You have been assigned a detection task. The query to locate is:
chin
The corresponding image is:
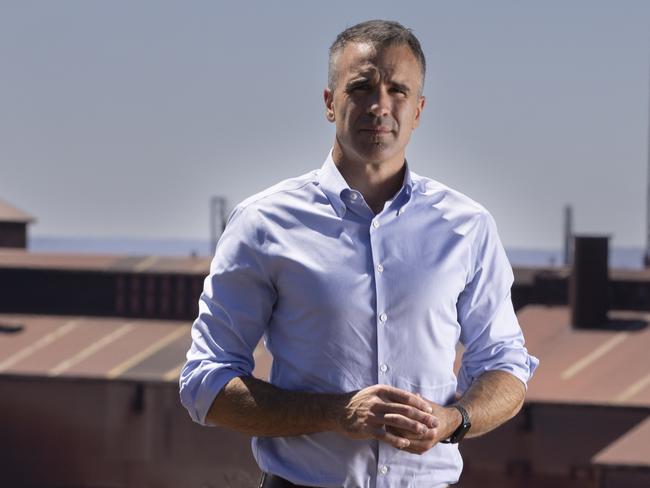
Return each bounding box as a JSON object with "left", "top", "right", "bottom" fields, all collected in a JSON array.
[{"left": 356, "top": 143, "right": 397, "bottom": 162}]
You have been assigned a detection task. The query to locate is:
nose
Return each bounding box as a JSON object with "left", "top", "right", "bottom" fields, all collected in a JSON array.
[{"left": 367, "top": 86, "right": 390, "bottom": 118}]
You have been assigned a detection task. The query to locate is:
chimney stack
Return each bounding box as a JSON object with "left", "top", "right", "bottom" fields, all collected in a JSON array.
[{"left": 570, "top": 236, "right": 609, "bottom": 329}]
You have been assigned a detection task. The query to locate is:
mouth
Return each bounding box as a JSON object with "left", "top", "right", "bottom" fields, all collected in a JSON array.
[{"left": 359, "top": 127, "right": 393, "bottom": 134}]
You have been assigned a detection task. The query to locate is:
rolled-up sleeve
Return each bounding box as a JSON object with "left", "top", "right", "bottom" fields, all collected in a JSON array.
[
  {"left": 456, "top": 210, "right": 538, "bottom": 394},
  {"left": 179, "top": 205, "right": 276, "bottom": 425}
]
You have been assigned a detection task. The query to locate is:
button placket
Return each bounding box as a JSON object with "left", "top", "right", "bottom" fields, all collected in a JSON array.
[
  {"left": 370, "top": 217, "right": 394, "bottom": 488},
  {"left": 370, "top": 217, "right": 388, "bottom": 388}
]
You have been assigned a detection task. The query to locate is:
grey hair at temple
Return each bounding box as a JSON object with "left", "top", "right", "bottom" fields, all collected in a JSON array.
[{"left": 327, "top": 19, "right": 427, "bottom": 94}]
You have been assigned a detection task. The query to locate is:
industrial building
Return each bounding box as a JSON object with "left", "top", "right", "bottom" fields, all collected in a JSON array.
[
  {"left": 0, "top": 199, "right": 649, "bottom": 487},
  {"left": 0, "top": 198, "right": 34, "bottom": 249}
]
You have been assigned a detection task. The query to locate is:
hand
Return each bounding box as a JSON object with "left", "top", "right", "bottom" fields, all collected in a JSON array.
[
  {"left": 386, "top": 399, "right": 462, "bottom": 455},
  {"left": 335, "top": 385, "right": 438, "bottom": 450}
]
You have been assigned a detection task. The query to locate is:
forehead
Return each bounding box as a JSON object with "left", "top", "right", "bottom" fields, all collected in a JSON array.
[{"left": 335, "top": 42, "right": 421, "bottom": 82}]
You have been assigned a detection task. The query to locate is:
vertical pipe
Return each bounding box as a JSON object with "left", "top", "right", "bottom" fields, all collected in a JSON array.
[
  {"left": 563, "top": 205, "right": 573, "bottom": 266},
  {"left": 646, "top": 60, "right": 650, "bottom": 267},
  {"left": 210, "top": 196, "right": 217, "bottom": 256},
  {"left": 210, "top": 196, "right": 228, "bottom": 256}
]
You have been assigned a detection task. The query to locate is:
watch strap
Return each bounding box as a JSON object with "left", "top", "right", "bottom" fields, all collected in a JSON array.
[{"left": 440, "top": 404, "right": 471, "bottom": 444}]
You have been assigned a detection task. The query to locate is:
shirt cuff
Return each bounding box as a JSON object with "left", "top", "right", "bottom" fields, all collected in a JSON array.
[
  {"left": 457, "top": 349, "right": 539, "bottom": 395},
  {"left": 179, "top": 365, "right": 247, "bottom": 426}
]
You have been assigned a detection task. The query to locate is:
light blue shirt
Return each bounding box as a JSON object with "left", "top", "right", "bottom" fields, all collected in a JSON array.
[{"left": 180, "top": 151, "right": 538, "bottom": 488}]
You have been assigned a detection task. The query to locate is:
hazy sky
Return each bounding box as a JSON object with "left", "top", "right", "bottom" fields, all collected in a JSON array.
[{"left": 1, "top": 1, "right": 649, "bottom": 249}]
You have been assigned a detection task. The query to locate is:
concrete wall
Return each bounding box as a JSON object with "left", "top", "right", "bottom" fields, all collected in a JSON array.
[
  {"left": 598, "top": 467, "right": 650, "bottom": 488},
  {"left": 2, "top": 375, "right": 648, "bottom": 488},
  {"left": 459, "top": 403, "right": 650, "bottom": 488},
  {"left": 0, "top": 375, "right": 260, "bottom": 488}
]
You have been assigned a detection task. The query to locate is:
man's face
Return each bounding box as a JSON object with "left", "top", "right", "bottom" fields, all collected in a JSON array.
[{"left": 324, "top": 42, "right": 425, "bottom": 168}]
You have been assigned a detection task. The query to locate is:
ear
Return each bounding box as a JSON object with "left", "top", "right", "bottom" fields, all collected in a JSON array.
[
  {"left": 412, "top": 95, "right": 426, "bottom": 129},
  {"left": 324, "top": 88, "right": 335, "bottom": 122}
]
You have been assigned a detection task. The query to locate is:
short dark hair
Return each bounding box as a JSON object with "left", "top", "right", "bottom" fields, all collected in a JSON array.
[{"left": 328, "top": 19, "right": 426, "bottom": 93}]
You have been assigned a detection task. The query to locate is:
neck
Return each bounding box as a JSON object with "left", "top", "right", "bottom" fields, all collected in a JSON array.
[{"left": 332, "top": 144, "right": 406, "bottom": 214}]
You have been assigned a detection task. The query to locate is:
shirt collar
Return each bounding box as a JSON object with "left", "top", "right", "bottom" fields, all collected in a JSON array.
[
  {"left": 317, "top": 149, "right": 415, "bottom": 218},
  {"left": 318, "top": 150, "right": 350, "bottom": 217},
  {"left": 402, "top": 163, "right": 414, "bottom": 198}
]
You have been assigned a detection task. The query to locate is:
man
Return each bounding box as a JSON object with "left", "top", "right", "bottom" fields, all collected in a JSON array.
[{"left": 180, "top": 19, "right": 538, "bottom": 488}]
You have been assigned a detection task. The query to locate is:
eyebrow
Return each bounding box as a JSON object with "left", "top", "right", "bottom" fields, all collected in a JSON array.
[
  {"left": 344, "top": 78, "right": 370, "bottom": 91},
  {"left": 344, "top": 78, "right": 413, "bottom": 94},
  {"left": 391, "top": 82, "right": 411, "bottom": 94}
]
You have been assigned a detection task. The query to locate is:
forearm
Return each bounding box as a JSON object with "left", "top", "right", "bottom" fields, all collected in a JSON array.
[
  {"left": 206, "top": 375, "right": 345, "bottom": 436},
  {"left": 456, "top": 370, "right": 526, "bottom": 438},
  {"left": 206, "top": 375, "right": 437, "bottom": 451}
]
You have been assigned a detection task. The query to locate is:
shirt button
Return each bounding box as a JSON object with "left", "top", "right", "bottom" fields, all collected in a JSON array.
[
  {"left": 379, "top": 363, "right": 388, "bottom": 373},
  {"left": 350, "top": 193, "right": 358, "bottom": 200},
  {"left": 379, "top": 313, "right": 387, "bottom": 323},
  {"left": 379, "top": 465, "right": 389, "bottom": 475},
  {"left": 372, "top": 220, "right": 380, "bottom": 228},
  {"left": 377, "top": 263, "right": 384, "bottom": 273}
]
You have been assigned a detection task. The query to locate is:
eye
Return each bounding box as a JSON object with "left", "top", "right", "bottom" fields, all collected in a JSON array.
[{"left": 346, "top": 82, "right": 370, "bottom": 93}]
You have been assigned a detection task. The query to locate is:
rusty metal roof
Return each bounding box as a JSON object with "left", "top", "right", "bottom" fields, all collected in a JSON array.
[
  {"left": 0, "top": 313, "right": 269, "bottom": 383},
  {"left": 512, "top": 266, "right": 562, "bottom": 286},
  {"left": 0, "top": 199, "right": 35, "bottom": 223},
  {"left": 0, "top": 305, "right": 650, "bottom": 407},
  {"left": 609, "top": 268, "right": 650, "bottom": 282},
  {"left": 1, "top": 247, "right": 646, "bottom": 284},
  {"left": 0, "top": 314, "right": 191, "bottom": 382},
  {"left": 511, "top": 265, "right": 650, "bottom": 284},
  {"left": 2, "top": 304, "right": 649, "bottom": 406},
  {"left": 0, "top": 248, "right": 210, "bottom": 274},
  {"left": 517, "top": 305, "right": 650, "bottom": 407},
  {"left": 592, "top": 416, "right": 650, "bottom": 468},
  {"left": 236, "top": 303, "right": 650, "bottom": 409}
]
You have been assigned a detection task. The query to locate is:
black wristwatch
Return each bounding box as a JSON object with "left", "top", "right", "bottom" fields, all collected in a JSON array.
[{"left": 440, "top": 405, "right": 471, "bottom": 444}]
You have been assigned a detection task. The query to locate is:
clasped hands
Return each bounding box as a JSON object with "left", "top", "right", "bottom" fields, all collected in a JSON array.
[{"left": 336, "top": 384, "right": 461, "bottom": 455}]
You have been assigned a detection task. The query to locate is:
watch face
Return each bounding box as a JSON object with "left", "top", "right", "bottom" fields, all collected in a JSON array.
[{"left": 453, "top": 420, "right": 471, "bottom": 443}]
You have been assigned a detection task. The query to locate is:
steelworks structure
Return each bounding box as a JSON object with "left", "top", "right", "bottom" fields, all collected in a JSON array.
[{"left": 1, "top": 238, "right": 649, "bottom": 487}]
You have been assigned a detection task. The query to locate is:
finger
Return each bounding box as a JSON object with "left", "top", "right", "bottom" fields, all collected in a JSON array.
[
  {"left": 369, "top": 425, "right": 410, "bottom": 450},
  {"left": 399, "top": 438, "right": 433, "bottom": 455},
  {"left": 382, "top": 413, "right": 429, "bottom": 435},
  {"left": 380, "top": 386, "right": 433, "bottom": 413},
  {"left": 385, "top": 427, "right": 437, "bottom": 453},
  {"left": 376, "top": 402, "right": 438, "bottom": 429},
  {"left": 365, "top": 410, "right": 424, "bottom": 432},
  {"left": 387, "top": 425, "right": 437, "bottom": 441}
]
